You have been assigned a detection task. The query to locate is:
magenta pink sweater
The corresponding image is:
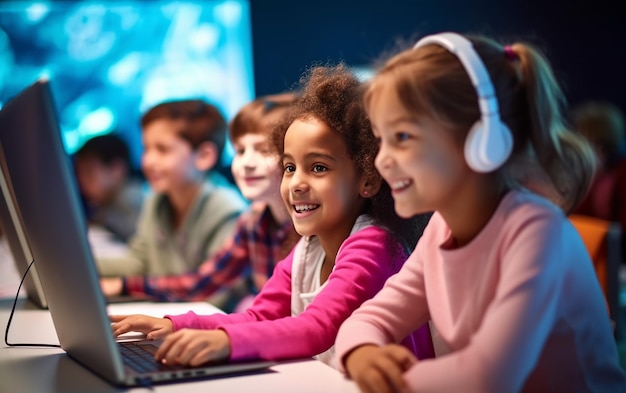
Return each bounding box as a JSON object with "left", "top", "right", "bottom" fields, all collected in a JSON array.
[{"left": 167, "top": 225, "right": 432, "bottom": 363}]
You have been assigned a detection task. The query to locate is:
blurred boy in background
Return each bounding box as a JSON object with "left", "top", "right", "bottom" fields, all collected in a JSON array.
[
  {"left": 96, "top": 100, "right": 247, "bottom": 277},
  {"left": 75, "top": 133, "right": 145, "bottom": 243}
]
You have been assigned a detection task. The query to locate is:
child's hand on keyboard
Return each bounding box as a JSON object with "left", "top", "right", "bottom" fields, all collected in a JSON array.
[
  {"left": 156, "top": 328, "right": 231, "bottom": 366},
  {"left": 110, "top": 314, "right": 174, "bottom": 340}
]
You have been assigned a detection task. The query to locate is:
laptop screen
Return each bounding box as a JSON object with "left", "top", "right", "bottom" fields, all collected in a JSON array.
[
  {"left": 0, "top": 79, "right": 129, "bottom": 383},
  {"left": 0, "top": 127, "right": 48, "bottom": 308},
  {"left": 0, "top": 139, "right": 48, "bottom": 308}
]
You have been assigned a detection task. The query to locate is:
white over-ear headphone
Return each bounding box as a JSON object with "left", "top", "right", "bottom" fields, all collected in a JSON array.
[{"left": 413, "top": 32, "right": 513, "bottom": 173}]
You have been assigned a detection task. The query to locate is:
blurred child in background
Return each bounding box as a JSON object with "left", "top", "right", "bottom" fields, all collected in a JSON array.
[
  {"left": 74, "top": 133, "right": 145, "bottom": 242},
  {"left": 97, "top": 100, "right": 247, "bottom": 277},
  {"left": 570, "top": 101, "right": 626, "bottom": 255}
]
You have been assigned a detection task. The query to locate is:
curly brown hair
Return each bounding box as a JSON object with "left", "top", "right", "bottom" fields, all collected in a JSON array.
[{"left": 271, "top": 64, "right": 429, "bottom": 255}]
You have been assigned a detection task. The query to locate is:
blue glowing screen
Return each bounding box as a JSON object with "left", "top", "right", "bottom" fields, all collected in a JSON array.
[{"left": 0, "top": 0, "right": 254, "bottom": 166}]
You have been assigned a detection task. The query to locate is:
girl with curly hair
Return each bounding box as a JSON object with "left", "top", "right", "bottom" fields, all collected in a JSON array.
[{"left": 109, "top": 64, "right": 432, "bottom": 369}]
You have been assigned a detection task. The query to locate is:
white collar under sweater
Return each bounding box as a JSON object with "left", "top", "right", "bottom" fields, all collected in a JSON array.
[{"left": 290, "top": 214, "right": 374, "bottom": 367}]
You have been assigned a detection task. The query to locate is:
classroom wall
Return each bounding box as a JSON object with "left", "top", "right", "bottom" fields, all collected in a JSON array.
[{"left": 250, "top": 0, "right": 626, "bottom": 115}]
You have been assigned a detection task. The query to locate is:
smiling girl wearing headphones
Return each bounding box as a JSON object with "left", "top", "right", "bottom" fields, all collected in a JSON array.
[{"left": 335, "top": 32, "right": 626, "bottom": 392}]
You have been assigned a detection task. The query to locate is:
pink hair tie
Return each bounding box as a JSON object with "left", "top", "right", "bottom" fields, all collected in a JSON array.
[{"left": 504, "top": 45, "right": 518, "bottom": 61}]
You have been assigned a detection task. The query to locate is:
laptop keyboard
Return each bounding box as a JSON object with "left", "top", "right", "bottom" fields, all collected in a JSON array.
[{"left": 119, "top": 341, "right": 178, "bottom": 373}]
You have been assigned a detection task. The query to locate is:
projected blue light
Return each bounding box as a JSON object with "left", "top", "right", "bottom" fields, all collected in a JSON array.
[
  {"left": 0, "top": 0, "right": 254, "bottom": 168},
  {"left": 25, "top": 2, "right": 50, "bottom": 23}
]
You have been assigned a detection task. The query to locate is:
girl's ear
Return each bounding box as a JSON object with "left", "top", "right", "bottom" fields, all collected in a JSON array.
[
  {"left": 360, "top": 175, "right": 382, "bottom": 198},
  {"left": 194, "top": 141, "right": 218, "bottom": 171}
]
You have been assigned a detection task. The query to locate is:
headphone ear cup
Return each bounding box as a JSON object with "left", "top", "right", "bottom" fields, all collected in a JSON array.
[{"left": 464, "top": 119, "right": 513, "bottom": 172}]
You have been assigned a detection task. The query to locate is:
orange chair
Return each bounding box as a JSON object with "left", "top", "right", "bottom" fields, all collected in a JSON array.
[{"left": 569, "top": 214, "right": 622, "bottom": 339}]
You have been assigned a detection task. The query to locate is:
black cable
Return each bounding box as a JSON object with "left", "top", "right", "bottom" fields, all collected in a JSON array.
[
  {"left": 4, "top": 264, "right": 153, "bottom": 390},
  {"left": 4, "top": 259, "right": 61, "bottom": 348}
]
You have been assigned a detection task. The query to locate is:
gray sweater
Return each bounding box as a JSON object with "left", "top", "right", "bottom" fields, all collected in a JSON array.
[{"left": 97, "top": 181, "right": 247, "bottom": 277}]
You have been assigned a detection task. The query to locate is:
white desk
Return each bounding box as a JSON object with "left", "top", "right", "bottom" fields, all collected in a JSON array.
[{"left": 0, "top": 298, "right": 359, "bottom": 393}]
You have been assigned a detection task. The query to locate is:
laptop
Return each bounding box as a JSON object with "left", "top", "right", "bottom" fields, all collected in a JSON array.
[
  {"left": 0, "top": 133, "right": 48, "bottom": 309},
  {"left": 0, "top": 136, "right": 145, "bottom": 308},
  {"left": 0, "top": 79, "right": 275, "bottom": 386}
]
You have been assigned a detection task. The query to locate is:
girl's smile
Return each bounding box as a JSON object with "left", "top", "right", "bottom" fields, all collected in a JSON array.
[
  {"left": 292, "top": 202, "right": 320, "bottom": 215},
  {"left": 389, "top": 178, "right": 413, "bottom": 193}
]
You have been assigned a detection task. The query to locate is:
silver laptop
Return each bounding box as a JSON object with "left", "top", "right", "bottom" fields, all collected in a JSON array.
[
  {"left": 0, "top": 79, "right": 275, "bottom": 386},
  {"left": 0, "top": 133, "right": 48, "bottom": 309}
]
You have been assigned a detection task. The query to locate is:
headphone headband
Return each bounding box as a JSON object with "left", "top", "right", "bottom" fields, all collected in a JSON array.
[
  {"left": 414, "top": 33, "right": 499, "bottom": 120},
  {"left": 413, "top": 32, "right": 512, "bottom": 172}
]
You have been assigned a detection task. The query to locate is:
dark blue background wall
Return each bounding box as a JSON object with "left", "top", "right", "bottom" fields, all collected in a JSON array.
[{"left": 250, "top": 0, "right": 626, "bottom": 115}]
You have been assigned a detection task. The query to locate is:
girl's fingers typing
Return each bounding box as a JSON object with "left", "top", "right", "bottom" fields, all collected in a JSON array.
[
  {"left": 176, "top": 339, "right": 207, "bottom": 366},
  {"left": 146, "top": 326, "right": 168, "bottom": 340},
  {"left": 191, "top": 346, "right": 214, "bottom": 367},
  {"left": 155, "top": 331, "right": 177, "bottom": 362}
]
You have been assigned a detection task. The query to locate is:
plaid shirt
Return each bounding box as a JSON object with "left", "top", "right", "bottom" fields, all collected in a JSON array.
[{"left": 123, "top": 202, "right": 297, "bottom": 309}]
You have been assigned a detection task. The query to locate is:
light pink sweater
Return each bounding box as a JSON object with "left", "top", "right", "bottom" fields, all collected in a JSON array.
[{"left": 336, "top": 191, "right": 626, "bottom": 392}]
